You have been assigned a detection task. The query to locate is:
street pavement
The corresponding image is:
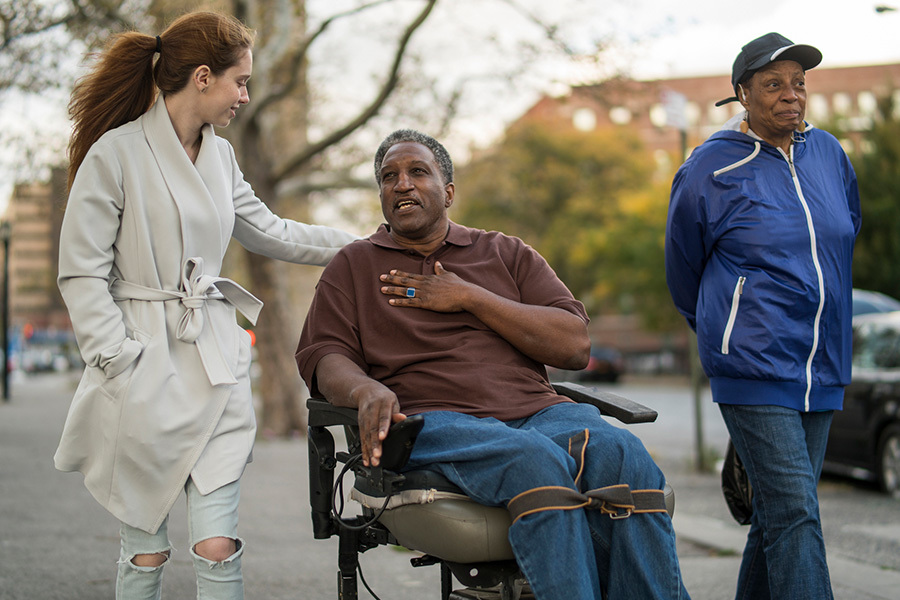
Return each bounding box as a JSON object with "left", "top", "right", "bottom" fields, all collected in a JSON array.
[{"left": 2, "top": 371, "right": 900, "bottom": 599}]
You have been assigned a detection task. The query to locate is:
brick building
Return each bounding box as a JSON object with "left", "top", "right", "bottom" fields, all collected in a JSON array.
[
  {"left": 523, "top": 62, "right": 900, "bottom": 170},
  {"left": 2, "top": 167, "right": 72, "bottom": 371},
  {"left": 5, "top": 167, "right": 67, "bottom": 329}
]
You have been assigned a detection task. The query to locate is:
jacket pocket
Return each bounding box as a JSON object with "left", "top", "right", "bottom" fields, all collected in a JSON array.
[{"left": 720, "top": 276, "right": 746, "bottom": 355}]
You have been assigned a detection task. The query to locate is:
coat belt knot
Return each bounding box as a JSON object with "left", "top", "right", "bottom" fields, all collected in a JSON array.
[{"left": 109, "top": 257, "right": 264, "bottom": 386}]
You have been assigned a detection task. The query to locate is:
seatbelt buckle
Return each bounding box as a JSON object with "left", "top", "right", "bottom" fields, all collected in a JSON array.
[
  {"left": 597, "top": 502, "right": 633, "bottom": 520},
  {"left": 608, "top": 507, "right": 633, "bottom": 520}
]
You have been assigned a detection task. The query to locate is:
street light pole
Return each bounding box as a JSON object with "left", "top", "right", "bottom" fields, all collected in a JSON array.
[{"left": 1, "top": 220, "right": 10, "bottom": 402}]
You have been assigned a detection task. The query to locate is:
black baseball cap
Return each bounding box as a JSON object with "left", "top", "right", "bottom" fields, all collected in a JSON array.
[{"left": 715, "top": 32, "right": 822, "bottom": 106}]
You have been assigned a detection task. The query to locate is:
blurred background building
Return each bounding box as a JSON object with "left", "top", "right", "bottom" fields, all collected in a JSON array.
[
  {"left": 524, "top": 62, "right": 900, "bottom": 167},
  {"left": 2, "top": 167, "right": 74, "bottom": 373}
]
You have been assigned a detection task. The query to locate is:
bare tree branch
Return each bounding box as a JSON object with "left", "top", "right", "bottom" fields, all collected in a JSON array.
[
  {"left": 243, "top": 0, "right": 393, "bottom": 123},
  {"left": 0, "top": 3, "right": 68, "bottom": 52},
  {"left": 268, "top": 0, "right": 436, "bottom": 182},
  {"left": 497, "top": 0, "right": 576, "bottom": 55},
  {"left": 0, "top": 1, "right": 140, "bottom": 93}
]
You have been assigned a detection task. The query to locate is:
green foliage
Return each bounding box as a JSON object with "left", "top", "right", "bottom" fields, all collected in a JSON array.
[
  {"left": 591, "top": 182, "right": 684, "bottom": 331},
  {"left": 850, "top": 93, "right": 900, "bottom": 298},
  {"left": 455, "top": 120, "right": 682, "bottom": 330}
]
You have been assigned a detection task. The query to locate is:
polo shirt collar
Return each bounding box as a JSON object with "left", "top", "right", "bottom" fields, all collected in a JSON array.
[{"left": 369, "top": 221, "right": 473, "bottom": 252}]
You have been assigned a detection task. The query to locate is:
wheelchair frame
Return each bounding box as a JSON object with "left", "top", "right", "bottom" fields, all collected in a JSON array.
[{"left": 307, "top": 382, "right": 661, "bottom": 600}]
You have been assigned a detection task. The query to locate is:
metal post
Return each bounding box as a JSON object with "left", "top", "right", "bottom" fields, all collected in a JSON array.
[
  {"left": 1, "top": 220, "right": 10, "bottom": 402},
  {"left": 676, "top": 129, "right": 707, "bottom": 472},
  {"left": 689, "top": 329, "right": 706, "bottom": 471}
]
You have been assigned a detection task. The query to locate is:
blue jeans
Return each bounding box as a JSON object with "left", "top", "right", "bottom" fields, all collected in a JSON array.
[
  {"left": 718, "top": 403, "right": 834, "bottom": 600},
  {"left": 405, "top": 403, "right": 689, "bottom": 600},
  {"left": 117, "top": 478, "right": 244, "bottom": 600}
]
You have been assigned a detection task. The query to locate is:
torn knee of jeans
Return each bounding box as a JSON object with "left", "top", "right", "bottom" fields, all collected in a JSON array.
[
  {"left": 118, "top": 548, "right": 171, "bottom": 571},
  {"left": 191, "top": 537, "right": 244, "bottom": 567}
]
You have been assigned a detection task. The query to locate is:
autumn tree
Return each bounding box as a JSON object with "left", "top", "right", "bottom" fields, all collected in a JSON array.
[
  {"left": 455, "top": 118, "right": 681, "bottom": 329},
  {"left": 592, "top": 179, "right": 683, "bottom": 331},
  {"left": 850, "top": 92, "right": 900, "bottom": 299}
]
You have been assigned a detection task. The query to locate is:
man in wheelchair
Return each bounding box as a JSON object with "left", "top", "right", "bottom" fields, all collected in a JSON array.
[{"left": 296, "top": 129, "right": 689, "bottom": 600}]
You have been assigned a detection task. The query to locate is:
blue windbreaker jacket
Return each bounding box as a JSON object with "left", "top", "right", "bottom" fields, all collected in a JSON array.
[{"left": 666, "top": 115, "right": 861, "bottom": 412}]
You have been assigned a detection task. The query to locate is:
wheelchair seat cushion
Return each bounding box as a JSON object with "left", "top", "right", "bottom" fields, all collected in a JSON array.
[
  {"left": 376, "top": 498, "right": 515, "bottom": 563},
  {"left": 350, "top": 467, "right": 515, "bottom": 563}
]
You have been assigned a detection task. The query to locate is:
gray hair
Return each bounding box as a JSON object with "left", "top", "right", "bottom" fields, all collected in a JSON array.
[{"left": 373, "top": 129, "right": 454, "bottom": 186}]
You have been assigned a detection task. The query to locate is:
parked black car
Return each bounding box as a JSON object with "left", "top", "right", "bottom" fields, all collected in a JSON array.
[
  {"left": 547, "top": 345, "right": 624, "bottom": 383},
  {"left": 852, "top": 288, "right": 900, "bottom": 316},
  {"left": 824, "top": 310, "right": 900, "bottom": 496},
  {"left": 581, "top": 346, "right": 625, "bottom": 382}
]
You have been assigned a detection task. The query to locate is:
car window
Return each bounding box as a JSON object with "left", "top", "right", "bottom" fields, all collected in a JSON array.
[{"left": 853, "top": 322, "right": 900, "bottom": 369}]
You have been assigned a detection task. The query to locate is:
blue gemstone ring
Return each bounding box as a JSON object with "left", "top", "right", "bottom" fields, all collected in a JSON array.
[{"left": 406, "top": 287, "right": 416, "bottom": 298}]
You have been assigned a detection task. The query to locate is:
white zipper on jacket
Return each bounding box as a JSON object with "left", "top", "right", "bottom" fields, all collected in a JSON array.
[
  {"left": 780, "top": 145, "right": 825, "bottom": 412},
  {"left": 721, "top": 276, "right": 746, "bottom": 354}
]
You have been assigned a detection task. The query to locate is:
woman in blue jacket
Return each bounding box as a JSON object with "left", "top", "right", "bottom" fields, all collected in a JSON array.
[{"left": 666, "top": 33, "right": 860, "bottom": 600}]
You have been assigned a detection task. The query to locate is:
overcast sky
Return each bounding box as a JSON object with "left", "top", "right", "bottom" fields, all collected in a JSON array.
[{"left": 611, "top": 0, "right": 900, "bottom": 79}]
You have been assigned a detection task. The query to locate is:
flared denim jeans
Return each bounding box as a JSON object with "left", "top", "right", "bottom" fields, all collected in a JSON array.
[{"left": 404, "top": 402, "right": 690, "bottom": 600}]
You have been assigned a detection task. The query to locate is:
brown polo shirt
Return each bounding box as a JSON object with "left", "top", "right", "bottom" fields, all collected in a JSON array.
[{"left": 295, "top": 222, "right": 589, "bottom": 421}]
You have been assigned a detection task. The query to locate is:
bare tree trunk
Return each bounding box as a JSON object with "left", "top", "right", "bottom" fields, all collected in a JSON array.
[
  {"left": 244, "top": 253, "right": 309, "bottom": 436},
  {"left": 226, "top": 0, "right": 314, "bottom": 437}
]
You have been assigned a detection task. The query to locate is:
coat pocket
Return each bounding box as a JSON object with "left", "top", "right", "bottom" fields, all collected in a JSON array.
[
  {"left": 98, "top": 329, "right": 150, "bottom": 400},
  {"left": 720, "top": 276, "right": 746, "bottom": 355}
]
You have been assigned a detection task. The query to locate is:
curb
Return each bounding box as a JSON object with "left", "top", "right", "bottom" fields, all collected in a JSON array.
[{"left": 673, "top": 511, "right": 900, "bottom": 600}]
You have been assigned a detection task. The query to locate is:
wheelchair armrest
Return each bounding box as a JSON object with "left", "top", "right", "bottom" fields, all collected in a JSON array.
[
  {"left": 307, "top": 397, "right": 426, "bottom": 500},
  {"left": 307, "top": 398, "right": 424, "bottom": 467},
  {"left": 552, "top": 381, "right": 658, "bottom": 424},
  {"left": 307, "top": 397, "right": 360, "bottom": 428}
]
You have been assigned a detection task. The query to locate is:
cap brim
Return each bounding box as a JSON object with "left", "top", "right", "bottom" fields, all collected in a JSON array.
[{"left": 750, "top": 43, "right": 823, "bottom": 72}]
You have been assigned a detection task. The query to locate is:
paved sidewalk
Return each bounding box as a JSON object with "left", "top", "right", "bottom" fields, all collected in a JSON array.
[{"left": 2, "top": 372, "right": 900, "bottom": 599}]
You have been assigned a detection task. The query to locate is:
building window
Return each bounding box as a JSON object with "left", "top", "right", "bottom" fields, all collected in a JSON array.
[
  {"left": 807, "top": 93, "right": 829, "bottom": 122},
  {"left": 832, "top": 92, "right": 853, "bottom": 116},
  {"left": 609, "top": 106, "right": 632, "bottom": 125},
  {"left": 685, "top": 101, "right": 701, "bottom": 127},
  {"left": 572, "top": 107, "right": 597, "bottom": 131},
  {"left": 649, "top": 103, "right": 667, "bottom": 128},
  {"left": 858, "top": 91, "right": 878, "bottom": 117},
  {"left": 708, "top": 101, "right": 729, "bottom": 125}
]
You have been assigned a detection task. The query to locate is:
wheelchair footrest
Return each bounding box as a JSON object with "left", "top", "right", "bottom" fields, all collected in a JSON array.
[{"left": 449, "top": 584, "right": 535, "bottom": 600}]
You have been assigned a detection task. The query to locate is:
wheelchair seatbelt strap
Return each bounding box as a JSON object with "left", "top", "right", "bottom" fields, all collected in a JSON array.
[{"left": 506, "top": 429, "right": 668, "bottom": 525}]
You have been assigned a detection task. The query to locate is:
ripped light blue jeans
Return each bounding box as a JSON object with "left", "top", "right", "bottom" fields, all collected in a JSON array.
[{"left": 116, "top": 477, "right": 244, "bottom": 600}]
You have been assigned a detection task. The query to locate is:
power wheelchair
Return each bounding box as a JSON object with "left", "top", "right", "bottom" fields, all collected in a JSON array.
[{"left": 307, "top": 382, "right": 675, "bottom": 600}]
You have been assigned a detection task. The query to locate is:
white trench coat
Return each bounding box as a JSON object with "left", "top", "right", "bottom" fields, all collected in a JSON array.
[{"left": 54, "top": 98, "right": 356, "bottom": 534}]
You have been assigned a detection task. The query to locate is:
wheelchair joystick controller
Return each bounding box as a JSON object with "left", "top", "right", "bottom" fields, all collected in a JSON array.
[{"left": 379, "top": 414, "right": 425, "bottom": 471}]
